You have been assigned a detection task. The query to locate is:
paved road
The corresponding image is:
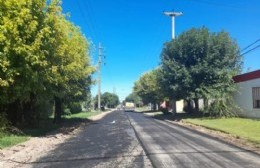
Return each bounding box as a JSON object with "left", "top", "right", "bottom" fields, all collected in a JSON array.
[
  {"left": 33, "top": 111, "right": 152, "bottom": 168},
  {"left": 31, "top": 110, "right": 260, "bottom": 168},
  {"left": 126, "top": 111, "right": 260, "bottom": 168}
]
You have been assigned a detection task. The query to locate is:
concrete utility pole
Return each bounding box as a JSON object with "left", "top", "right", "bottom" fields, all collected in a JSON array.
[
  {"left": 163, "top": 10, "right": 183, "bottom": 116},
  {"left": 97, "top": 43, "right": 104, "bottom": 111},
  {"left": 163, "top": 11, "right": 183, "bottom": 39},
  {"left": 113, "top": 87, "right": 116, "bottom": 95}
]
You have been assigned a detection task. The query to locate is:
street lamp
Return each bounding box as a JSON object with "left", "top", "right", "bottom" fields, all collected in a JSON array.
[{"left": 163, "top": 11, "right": 183, "bottom": 39}]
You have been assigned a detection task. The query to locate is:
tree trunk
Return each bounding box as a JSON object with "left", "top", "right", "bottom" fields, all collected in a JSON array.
[
  {"left": 186, "top": 100, "right": 193, "bottom": 113},
  {"left": 23, "top": 93, "right": 38, "bottom": 126},
  {"left": 171, "top": 99, "right": 177, "bottom": 117},
  {"left": 54, "top": 97, "right": 62, "bottom": 124},
  {"left": 204, "top": 98, "right": 208, "bottom": 110},
  {"left": 194, "top": 98, "right": 199, "bottom": 113},
  {"left": 152, "top": 103, "right": 157, "bottom": 111},
  {"left": 7, "top": 100, "right": 20, "bottom": 126}
]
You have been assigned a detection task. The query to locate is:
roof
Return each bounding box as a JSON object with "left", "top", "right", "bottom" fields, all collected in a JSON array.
[{"left": 233, "top": 70, "right": 260, "bottom": 83}]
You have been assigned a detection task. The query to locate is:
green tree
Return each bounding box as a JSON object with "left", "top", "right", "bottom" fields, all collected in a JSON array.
[
  {"left": 102, "top": 92, "right": 120, "bottom": 108},
  {"left": 161, "top": 27, "right": 242, "bottom": 116},
  {"left": 125, "top": 92, "right": 142, "bottom": 107},
  {"left": 0, "top": 0, "right": 52, "bottom": 125},
  {"left": 44, "top": 0, "right": 94, "bottom": 123},
  {"left": 94, "top": 92, "right": 119, "bottom": 109},
  {"left": 0, "top": 0, "right": 94, "bottom": 126},
  {"left": 134, "top": 68, "right": 163, "bottom": 110}
]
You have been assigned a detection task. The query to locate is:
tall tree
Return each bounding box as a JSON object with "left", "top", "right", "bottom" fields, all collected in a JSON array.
[
  {"left": 44, "top": 0, "right": 94, "bottom": 123},
  {"left": 161, "top": 27, "right": 242, "bottom": 116},
  {"left": 102, "top": 92, "right": 120, "bottom": 108},
  {"left": 125, "top": 92, "right": 142, "bottom": 107},
  {"left": 94, "top": 92, "right": 119, "bottom": 109},
  {"left": 0, "top": 0, "right": 94, "bottom": 125},
  {"left": 0, "top": 0, "right": 50, "bottom": 124},
  {"left": 134, "top": 68, "right": 163, "bottom": 109}
]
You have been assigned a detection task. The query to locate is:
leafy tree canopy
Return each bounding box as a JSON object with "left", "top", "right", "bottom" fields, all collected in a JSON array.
[
  {"left": 125, "top": 92, "right": 142, "bottom": 106},
  {"left": 134, "top": 68, "right": 163, "bottom": 105},
  {"left": 160, "top": 27, "right": 242, "bottom": 116},
  {"left": 94, "top": 92, "right": 120, "bottom": 109},
  {"left": 0, "top": 0, "right": 94, "bottom": 125}
]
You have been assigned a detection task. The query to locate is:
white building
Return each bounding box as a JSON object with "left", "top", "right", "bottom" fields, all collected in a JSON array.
[{"left": 233, "top": 70, "right": 260, "bottom": 118}]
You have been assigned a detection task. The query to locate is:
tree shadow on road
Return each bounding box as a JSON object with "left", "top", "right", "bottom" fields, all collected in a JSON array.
[
  {"left": 22, "top": 117, "right": 93, "bottom": 137},
  {"left": 154, "top": 112, "right": 204, "bottom": 122},
  {"left": 29, "top": 111, "right": 148, "bottom": 168}
]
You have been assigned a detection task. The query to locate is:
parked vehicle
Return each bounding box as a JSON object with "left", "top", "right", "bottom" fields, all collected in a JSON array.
[{"left": 124, "top": 102, "right": 135, "bottom": 111}]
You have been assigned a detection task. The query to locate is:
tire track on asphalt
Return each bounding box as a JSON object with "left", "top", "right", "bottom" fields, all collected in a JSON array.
[{"left": 125, "top": 111, "right": 157, "bottom": 168}]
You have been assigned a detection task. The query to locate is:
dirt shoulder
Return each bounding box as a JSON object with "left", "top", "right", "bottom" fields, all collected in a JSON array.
[{"left": 0, "top": 110, "right": 115, "bottom": 168}]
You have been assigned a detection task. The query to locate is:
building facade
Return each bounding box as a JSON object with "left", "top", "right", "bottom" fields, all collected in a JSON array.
[{"left": 233, "top": 70, "right": 260, "bottom": 118}]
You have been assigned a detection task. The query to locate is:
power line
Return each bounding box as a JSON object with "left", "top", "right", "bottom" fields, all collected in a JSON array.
[
  {"left": 240, "top": 39, "right": 260, "bottom": 52},
  {"left": 75, "top": 0, "right": 97, "bottom": 42},
  {"left": 82, "top": 0, "right": 99, "bottom": 42},
  {"left": 186, "top": 0, "right": 246, "bottom": 9},
  {"left": 146, "top": 14, "right": 167, "bottom": 69},
  {"left": 240, "top": 44, "right": 260, "bottom": 56}
]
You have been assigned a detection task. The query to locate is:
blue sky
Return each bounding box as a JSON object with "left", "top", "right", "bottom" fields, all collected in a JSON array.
[{"left": 62, "top": 0, "right": 260, "bottom": 101}]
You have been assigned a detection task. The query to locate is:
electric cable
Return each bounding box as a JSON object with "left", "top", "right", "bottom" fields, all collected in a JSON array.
[
  {"left": 240, "top": 44, "right": 260, "bottom": 56},
  {"left": 240, "top": 39, "right": 260, "bottom": 52},
  {"left": 187, "top": 0, "right": 246, "bottom": 9}
]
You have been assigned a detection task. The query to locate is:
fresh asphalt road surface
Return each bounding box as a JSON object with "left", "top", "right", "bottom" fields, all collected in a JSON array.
[
  {"left": 32, "top": 110, "right": 260, "bottom": 168},
  {"left": 126, "top": 111, "right": 260, "bottom": 168},
  {"left": 33, "top": 110, "right": 152, "bottom": 168}
]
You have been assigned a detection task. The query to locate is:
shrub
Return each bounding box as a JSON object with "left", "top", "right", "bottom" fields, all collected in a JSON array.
[
  {"left": 63, "top": 108, "right": 71, "bottom": 116},
  {"left": 205, "top": 97, "right": 239, "bottom": 118},
  {"left": 68, "top": 102, "right": 82, "bottom": 114}
]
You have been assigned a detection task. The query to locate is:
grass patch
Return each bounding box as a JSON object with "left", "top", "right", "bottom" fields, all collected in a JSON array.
[
  {"left": 65, "top": 111, "right": 101, "bottom": 119},
  {"left": 135, "top": 106, "right": 151, "bottom": 112},
  {"left": 184, "top": 117, "right": 260, "bottom": 146},
  {"left": 0, "top": 111, "right": 101, "bottom": 149},
  {"left": 0, "top": 134, "right": 29, "bottom": 149}
]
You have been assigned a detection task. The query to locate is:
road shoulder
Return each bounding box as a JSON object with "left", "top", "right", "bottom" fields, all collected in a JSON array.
[{"left": 0, "top": 110, "right": 116, "bottom": 168}]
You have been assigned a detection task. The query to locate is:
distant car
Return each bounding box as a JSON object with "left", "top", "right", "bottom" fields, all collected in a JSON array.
[{"left": 124, "top": 102, "right": 135, "bottom": 112}]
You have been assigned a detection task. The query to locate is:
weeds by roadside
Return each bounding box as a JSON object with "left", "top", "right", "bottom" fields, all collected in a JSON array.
[
  {"left": 184, "top": 117, "right": 260, "bottom": 147},
  {"left": 0, "top": 112, "right": 101, "bottom": 149}
]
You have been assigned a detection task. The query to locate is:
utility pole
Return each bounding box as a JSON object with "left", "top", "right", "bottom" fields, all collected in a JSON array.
[
  {"left": 163, "top": 11, "right": 183, "bottom": 39},
  {"left": 113, "top": 87, "right": 116, "bottom": 95},
  {"left": 97, "top": 43, "right": 104, "bottom": 111},
  {"left": 163, "top": 10, "right": 183, "bottom": 116}
]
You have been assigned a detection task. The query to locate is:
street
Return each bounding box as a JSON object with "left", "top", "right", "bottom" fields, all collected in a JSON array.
[
  {"left": 2, "top": 1, "right": 260, "bottom": 167},
  {"left": 32, "top": 111, "right": 152, "bottom": 168},
  {"left": 31, "top": 110, "right": 260, "bottom": 168},
  {"left": 127, "top": 111, "right": 260, "bottom": 168}
]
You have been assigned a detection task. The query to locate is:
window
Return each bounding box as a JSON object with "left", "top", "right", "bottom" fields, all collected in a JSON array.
[{"left": 252, "top": 87, "right": 260, "bottom": 109}]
